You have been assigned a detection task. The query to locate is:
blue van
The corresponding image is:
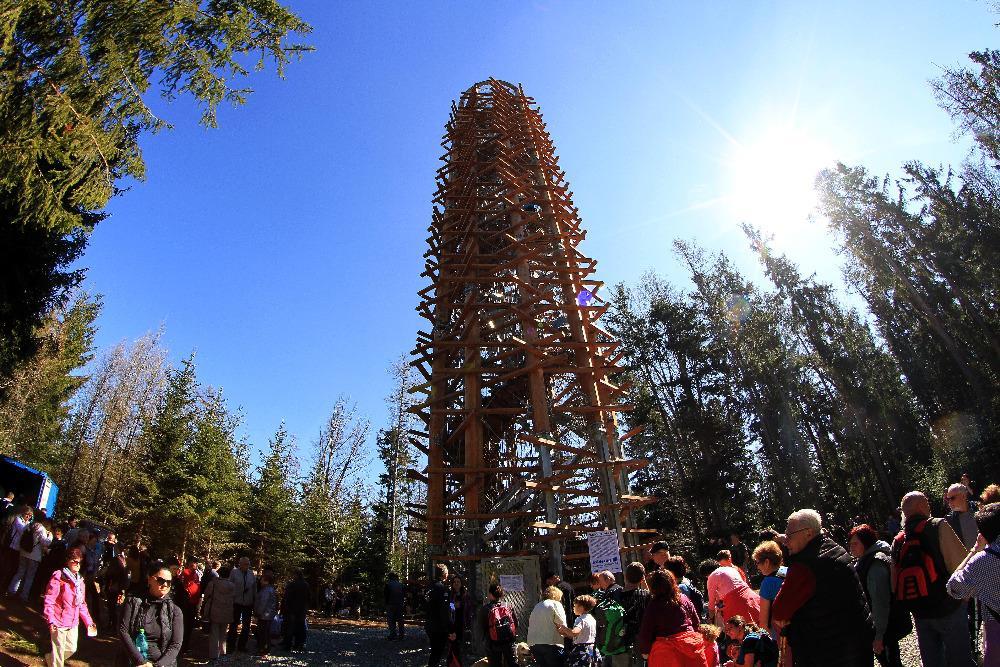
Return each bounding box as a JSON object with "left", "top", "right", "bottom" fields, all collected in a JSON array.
[{"left": 0, "top": 456, "right": 59, "bottom": 517}]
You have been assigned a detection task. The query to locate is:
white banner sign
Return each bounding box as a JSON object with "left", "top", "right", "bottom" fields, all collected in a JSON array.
[
  {"left": 499, "top": 574, "right": 525, "bottom": 593},
  {"left": 588, "top": 530, "right": 623, "bottom": 574}
]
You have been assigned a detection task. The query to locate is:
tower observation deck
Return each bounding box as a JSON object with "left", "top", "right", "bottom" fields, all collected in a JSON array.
[{"left": 408, "top": 79, "right": 656, "bottom": 578}]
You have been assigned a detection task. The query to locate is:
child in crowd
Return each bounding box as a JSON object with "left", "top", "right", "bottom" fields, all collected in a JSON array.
[
  {"left": 698, "top": 623, "right": 722, "bottom": 667},
  {"left": 557, "top": 594, "right": 601, "bottom": 667}
]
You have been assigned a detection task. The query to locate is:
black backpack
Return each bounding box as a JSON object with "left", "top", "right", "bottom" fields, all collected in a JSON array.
[
  {"left": 128, "top": 596, "right": 176, "bottom": 638},
  {"left": 18, "top": 522, "right": 36, "bottom": 552},
  {"left": 618, "top": 588, "right": 649, "bottom": 649},
  {"left": 749, "top": 631, "right": 779, "bottom": 666}
]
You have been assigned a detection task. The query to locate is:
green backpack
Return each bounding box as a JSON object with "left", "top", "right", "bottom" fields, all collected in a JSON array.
[{"left": 593, "top": 596, "right": 628, "bottom": 656}]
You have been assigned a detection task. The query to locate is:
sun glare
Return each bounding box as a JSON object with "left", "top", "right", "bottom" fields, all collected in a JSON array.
[{"left": 725, "top": 126, "right": 834, "bottom": 237}]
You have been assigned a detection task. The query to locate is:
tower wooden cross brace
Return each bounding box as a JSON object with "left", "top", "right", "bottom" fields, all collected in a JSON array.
[{"left": 409, "top": 79, "right": 655, "bottom": 578}]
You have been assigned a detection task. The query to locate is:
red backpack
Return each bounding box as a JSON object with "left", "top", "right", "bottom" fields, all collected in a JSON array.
[
  {"left": 487, "top": 602, "right": 517, "bottom": 642},
  {"left": 892, "top": 519, "right": 957, "bottom": 616}
]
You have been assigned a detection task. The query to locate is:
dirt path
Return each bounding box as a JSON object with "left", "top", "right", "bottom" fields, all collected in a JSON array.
[{"left": 0, "top": 597, "right": 434, "bottom": 666}]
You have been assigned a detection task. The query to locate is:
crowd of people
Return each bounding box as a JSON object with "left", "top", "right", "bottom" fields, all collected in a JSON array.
[
  {"left": 418, "top": 478, "right": 1000, "bottom": 667},
  {"left": 2, "top": 476, "right": 998, "bottom": 667},
  {"left": 0, "top": 499, "right": 314, "bottom": 666}
]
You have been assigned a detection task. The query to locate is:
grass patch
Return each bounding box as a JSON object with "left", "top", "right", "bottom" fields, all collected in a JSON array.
[{"left": 2, "top": 630, "right": 40, "bottom": 656}]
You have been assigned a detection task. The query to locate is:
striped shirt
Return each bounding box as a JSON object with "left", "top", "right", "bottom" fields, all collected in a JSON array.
[{"left": 946, "top": 538, "right": 1000, "bottom": 615}]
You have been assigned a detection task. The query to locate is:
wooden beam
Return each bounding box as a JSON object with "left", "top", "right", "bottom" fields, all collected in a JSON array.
[
  {"left": 518, "top": 433, "right": 593, "bottom": 457},
  {"left": 618, "top": 424, "right": 645, "bottom": 443}
]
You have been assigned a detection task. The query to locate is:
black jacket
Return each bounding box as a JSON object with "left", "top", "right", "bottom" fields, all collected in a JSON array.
[
  {"left": 117, "top": 595, "right": 183, "bottom": 667},
  {"left": 104, "top": 558, "right": 130, "bottom": 598},
  {"left": 784, "top": 535, "right": 874, "bottom": 667},
  {"left": 424, "top": 580, "right": 453, "bottom": 634},
  {"left": 282, "top": 576, "right": 310, "bottom": 616},
  {"left": 557, "top": 580, "right": 575, "bottom": 624}
]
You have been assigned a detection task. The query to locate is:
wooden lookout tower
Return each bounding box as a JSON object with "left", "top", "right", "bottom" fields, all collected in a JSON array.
[{"left": 408, "top": 79, "right": 657, "bottom": 581}]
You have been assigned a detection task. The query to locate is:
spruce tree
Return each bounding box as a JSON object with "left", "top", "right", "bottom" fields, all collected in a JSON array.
[{"left": 246, "top": 422, "right": 303, "bottom": 575}]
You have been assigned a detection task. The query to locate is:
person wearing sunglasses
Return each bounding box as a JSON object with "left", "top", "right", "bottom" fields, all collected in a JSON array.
[
  {"left": 117, "top": 566, "right": 184, "bottom": 666},
  {"left": 42, "top": 546, "right": 96, "bottom": 667}
]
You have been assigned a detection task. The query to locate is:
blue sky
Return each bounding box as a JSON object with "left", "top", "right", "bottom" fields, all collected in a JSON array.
[{"left": 82, "top": 1, "right": 996, "bottom": 473}]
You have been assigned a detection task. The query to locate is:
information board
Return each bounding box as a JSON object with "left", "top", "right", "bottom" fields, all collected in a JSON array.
[
  {"left": 499, "top": 574, "right": 525, "bottom": 593},
  {"left": 588, "top": 529, "right": 623, "bottom": 574}
]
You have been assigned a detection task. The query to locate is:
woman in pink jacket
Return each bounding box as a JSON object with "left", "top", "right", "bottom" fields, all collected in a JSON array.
[{"left": 43, "top": 547, "right": 96, "bottom": 667}]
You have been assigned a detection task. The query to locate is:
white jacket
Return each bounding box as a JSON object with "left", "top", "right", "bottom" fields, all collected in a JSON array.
[{"left": 527, "top": 598, "right": 566, "bottom": 647}]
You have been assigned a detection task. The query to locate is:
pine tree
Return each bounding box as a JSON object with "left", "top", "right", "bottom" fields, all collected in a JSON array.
[
  {"left": 378, "top": 357, "right": 417, "bottom": 575},
  {"left": 57, "top": 328, "right": 166, "bottom": 520},
  {"left": 298, "top": 398, "right": 370, "bottom": 588},
  {"left": 932, "top": 49, "right": 1000, "bottom": 165},
  {"left": 746, "top": 226, "right": 931, "bottom": 515},
  {"left": 675, "top": 242, "right": 818, "bottom": 519},
  {"left": 246, "top": 422, "right": 303, "bottom": 575},
  {"left": 0, "top": 221, "right": 90, "bottom": 388},
  {"left": 132, "top": 354, "right": 199, "bottom": 541},
  {"left": 606, "top": 274, "right": 762, "bottom": 547},
  {"left": 1, "top": 0, "right": 312, "bottom": 235},
  {"left": 816, "top": 163, "right": 1000, "bottom": 481}
]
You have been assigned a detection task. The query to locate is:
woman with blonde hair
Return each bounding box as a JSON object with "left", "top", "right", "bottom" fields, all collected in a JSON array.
[
  {"left": 751, "top": 541, "right": 786, "bottom": 636},
  {"left": 527, "top": 585, "right": 566, "bottom": 667}
]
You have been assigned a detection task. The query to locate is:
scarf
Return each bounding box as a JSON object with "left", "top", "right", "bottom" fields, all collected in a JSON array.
[{"left": 62, "top": 568, "right": 85, "bottom": 608}]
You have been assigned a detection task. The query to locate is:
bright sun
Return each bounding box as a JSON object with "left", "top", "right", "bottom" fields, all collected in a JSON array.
[{"left": 725, "top": 125, "right": 834, "bottom": 237}]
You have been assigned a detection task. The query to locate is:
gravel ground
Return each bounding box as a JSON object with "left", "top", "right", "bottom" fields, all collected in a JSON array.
[
  {"left": 179, "top": 624, "right": 927, "bottom": 667},
  {"left": 183, "top": 624, "right": 442, "bottom": 667},
  {"left": 176, "top": 625, "right": 955, "bottom": 667},
  {"left": 898, "top": 631, "right": 920, "bottom": 667}
]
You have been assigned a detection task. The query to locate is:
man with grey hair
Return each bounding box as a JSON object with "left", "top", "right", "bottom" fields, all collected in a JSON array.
[
  {"left": 945, "top": 484, "right": 979, "bottom": 550},
  {"left": 598, "top": 571, "right": 621, "bottom": 594},
  {"left": 227, "top": 556, "right": 256, "bottom": 652},
  {"left": 772, "top": 508, "right": 873, "bottom": 667},
  {"left": 592, "top": 570, "right": 622, "bottom": 667},
  {"left": 891, "top": 491, "right": 975, "bottom": 667},
  {"left": 945, "top": 482, "right": 982, "bottom": 655}
]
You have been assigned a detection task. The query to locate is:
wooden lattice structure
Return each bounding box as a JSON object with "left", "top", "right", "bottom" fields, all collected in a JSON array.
[{"left": 408, "top": 79, "right": 657, "bottom": 578}]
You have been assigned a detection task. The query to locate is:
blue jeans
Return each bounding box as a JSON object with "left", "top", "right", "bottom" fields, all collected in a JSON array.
[
  {"left": 530, "top": 643, "right": 564, "bottom": 667},
  {"left": 913, "top": 603, "right": 976, "bottom": 667}
]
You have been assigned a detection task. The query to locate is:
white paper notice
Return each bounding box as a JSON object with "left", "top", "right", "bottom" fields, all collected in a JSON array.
[
  {"left": 499, "top": 574, "right": 525, "bottom": 593},
  {"left": 588, "top": 530, "right": 623, "bottom": 574}
]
